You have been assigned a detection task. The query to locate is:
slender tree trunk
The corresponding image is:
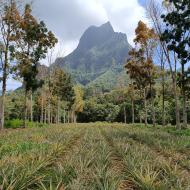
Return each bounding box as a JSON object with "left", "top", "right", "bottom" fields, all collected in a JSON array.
[
  {"left": 30, "top": 92, "right": 33, "bottom": 122},
  {"left": 48, "top": 100, "right": 51, "bottom": 124},
  {"left": 44, "top": 107, "right": 47, "bottom": 124},
  {"left": 72, "top": 111, "right": 74, "bottom": 123},
  {"left": 174, "top": 82, "right": 180, "bottom": 128},
  {"left": 162, "top": 79, "right": 165, "bottom": 127},
  {"left": 152, "top": 97, "right": 156, "bottom": 127},
  {"left": 23, "top": 89, "right": 28, "bottom": 128},
  {"left": 182, "top": 64, "right": 187, "bottom": 128},
  {"left": 150, "top": 83, "right": 156, "bottom": 127},
  {"left": 132, "top": 99, "right": 135, "bottom": 124},
  {"left": 0, "top": 87, "right": 5, "bottom": 130},
  {"left": 0, "top": 43, "right": 9, "bottom": 130},
  {"left": 74, "top": 113, "right": 77, "bottom": 123},
  {"left": 161, "top": 52, "right": 165, "bottom": 127},
  {"left": 67, "top": 111, "right": 70, "bottom": 123},
  {"left": 144, "top": 88, "right": 148, "bottom": 127},
  {"left": 50, "top": 111, "right": 53, "bottom": 124},
  {"left": 124, "top": 106, "right": 127, "bottom": 124},
  {"left": 63, "top": 108, "right": 66, "bottom": 124},
  {"left": 57, "top": 98, "right": 60, "bottom": 124},
  {"left": 41, "top": 97, "right": 44, "bottom": 123},
  {"left": 140, "top": 115, "right": 142, "bottom": 124}
]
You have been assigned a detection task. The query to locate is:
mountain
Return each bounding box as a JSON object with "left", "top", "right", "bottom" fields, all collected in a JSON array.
[{"left": 54, "top": 22, "right": 131, "bottom": 89}]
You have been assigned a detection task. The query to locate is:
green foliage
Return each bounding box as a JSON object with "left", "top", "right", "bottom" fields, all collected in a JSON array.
[
  {"left": 78, "top": 99, "right": 120, "bottom": 122},
  {"left": 51, "top": 67, "right": 74, "bottom": 103},
  {"left": 4, "top": 119, "right": 22, "bottom": 129},
  {"left": 4, "top": 119, "right": 49, "bottom": 129},
  {"left": 161, "top": 0, "right": 190, "bottom": 65}
]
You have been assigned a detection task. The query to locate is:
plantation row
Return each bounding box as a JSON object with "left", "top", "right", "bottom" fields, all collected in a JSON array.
[{"left": 0, "top": 123, "right": 190, "bottom": 189}]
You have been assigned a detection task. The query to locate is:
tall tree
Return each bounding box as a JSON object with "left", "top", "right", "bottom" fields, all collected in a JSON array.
[
  {"left": 13, "top": 4, "right": 57, "bottom": 127},
  {"left": 0, "top": 0, "right": 21, "bottom": 129},
  {"left": 161, "top": 0, "right": 190, "bottom": 128},
  {"left": 126, "top": 21, "right": 157, "bottom": 127},
  {"left": 147, "top": 0, "right": 181, "bottom": 128},
  {"left": 134, "top": 21, "right": 158, "bottom": 127}
]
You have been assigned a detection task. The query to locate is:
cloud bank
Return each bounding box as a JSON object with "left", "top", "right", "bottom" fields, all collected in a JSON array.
[{"left": 31, "top": 0, "right": 147, "bottom": 56}]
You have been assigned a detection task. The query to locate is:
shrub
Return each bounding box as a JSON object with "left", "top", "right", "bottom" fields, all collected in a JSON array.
[{"left": 5, "top": 119, "right": 23, "bottom": 129}]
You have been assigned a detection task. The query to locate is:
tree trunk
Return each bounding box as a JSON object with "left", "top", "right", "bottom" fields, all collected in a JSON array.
[
  {"left": 67, "top": 111, "right": 70, "bottom": 123},
  {"left": 150, "top": 83, "right": 156, "bottom": 127},
  {"left": 48, "top": 100, "right": 51, "bottom": 124},
  {"left": 144, "top": 88, "right": 148, "bottom": 127},
  {"left": 140, "top": 115, "right": 142, "bottom": 124},
  {"left": 44, "top": 107, "right": 47, "bottom": 124},
  {"left": 161, "top": 52, "right": 166, "bottom": 127},
  {"left": 0, "top": 43, "right": 9, "bottom": 130},
  {"left": 63, "top": 108, "right": 66, "bottom": 124},
  {"left": 30, "top": 92, "right": 33, "bottom": 122},
  {"left": 132, "top": 99, "right": 135, "bottom": 124},
  {"left": 171, "top": 75, "right": 180, "bottom": 129},
  {"left": 124, "top": 106, "right": 127, "bottom": 124},
  {"left": 41, "top": 97, "right": 44, "bottom": 123},
  {"left": 182, "top": 64, "right": 187, "bottom": 128},
  {"left": 50, "top": 112, "right": 53, "bottom": 124},
  {"left": 152, "top": 97, "right": 156, "bottom": 127},
  {"left": 57, "top": 98, "right": 60, "bottom": 124},
  {"left": 0, "top": 89, "right": 5, "bottom": 130},
  {"left": 23, "top": 89, "right": 28, "bottom": 128},
  {"left": 0, "top": 87, "right": 5, "bottom": 130},
  {"left": 74, "top": 113, "right": 77, "bottom": 123}
]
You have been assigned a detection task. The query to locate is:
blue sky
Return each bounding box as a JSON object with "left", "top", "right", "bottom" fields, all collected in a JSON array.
[{"left": 139, "top": 0, "right": 146, "bottom": 6}]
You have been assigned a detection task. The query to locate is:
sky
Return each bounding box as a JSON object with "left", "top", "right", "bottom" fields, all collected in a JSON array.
[
  {"left": 31, "top": 0, "right": 148, "bottom": 57},
  {"left": 2, "top": 0, "right": 148, "bottom": 90}
]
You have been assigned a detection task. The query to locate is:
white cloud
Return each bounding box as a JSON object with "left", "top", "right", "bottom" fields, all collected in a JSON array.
[
  {"left": 99, "top": 0, "right": 148, "bottom": 45},
  {"left": 30, "top": 0, "right": 147, "bottom": 55}
]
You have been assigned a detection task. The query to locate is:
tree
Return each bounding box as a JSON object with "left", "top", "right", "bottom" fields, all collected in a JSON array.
[
  {"left": 72, "top": 85, "right": 84, "bottom": 123},
  {"left": 135, "top": 21, "right": 158, "bottom": 127},
  {"left": 146, "top": 0, "right": 181, "bottom": 128},
  {"left": 13, "top": 4, "right": 57, "bottom": 127},
  {"left": 161, "top": 0, "right": 190, "bottom": 128},
  {"left": 126, "top": 21, "right": 157, "bottom": 127},
  {"left": 0, "top": 0, "right": 21, "bottom": 129},
  {"left": 51, "top": 67, "right": 75, "bottom": 124}
]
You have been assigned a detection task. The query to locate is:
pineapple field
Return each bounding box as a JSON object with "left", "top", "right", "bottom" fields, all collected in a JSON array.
[{"left": 0, "top": 123, "right": 190, "bottom": 190}]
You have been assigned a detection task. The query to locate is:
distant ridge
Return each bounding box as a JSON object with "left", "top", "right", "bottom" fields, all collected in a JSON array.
[{"left": 54, "top": 22, "right": 131, "bottom": 89}]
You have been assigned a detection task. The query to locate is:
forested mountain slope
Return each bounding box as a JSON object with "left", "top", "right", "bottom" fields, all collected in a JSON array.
[{"left": 54, "top": 22, "right": 131, "bottom": 89}]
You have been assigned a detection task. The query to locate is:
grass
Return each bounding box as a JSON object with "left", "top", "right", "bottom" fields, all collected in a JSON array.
[{"left": 0, "top": 123, "right": 190, "bottom": 189}]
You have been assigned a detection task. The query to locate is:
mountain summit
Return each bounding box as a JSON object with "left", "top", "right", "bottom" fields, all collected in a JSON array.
[{"left": 54, "top": 22, "right": 131, "bottom": 87}]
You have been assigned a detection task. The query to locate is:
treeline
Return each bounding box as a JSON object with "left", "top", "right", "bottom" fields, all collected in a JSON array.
[{"left": 4, "top": 66, "right": 84, "bottom": 126}]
